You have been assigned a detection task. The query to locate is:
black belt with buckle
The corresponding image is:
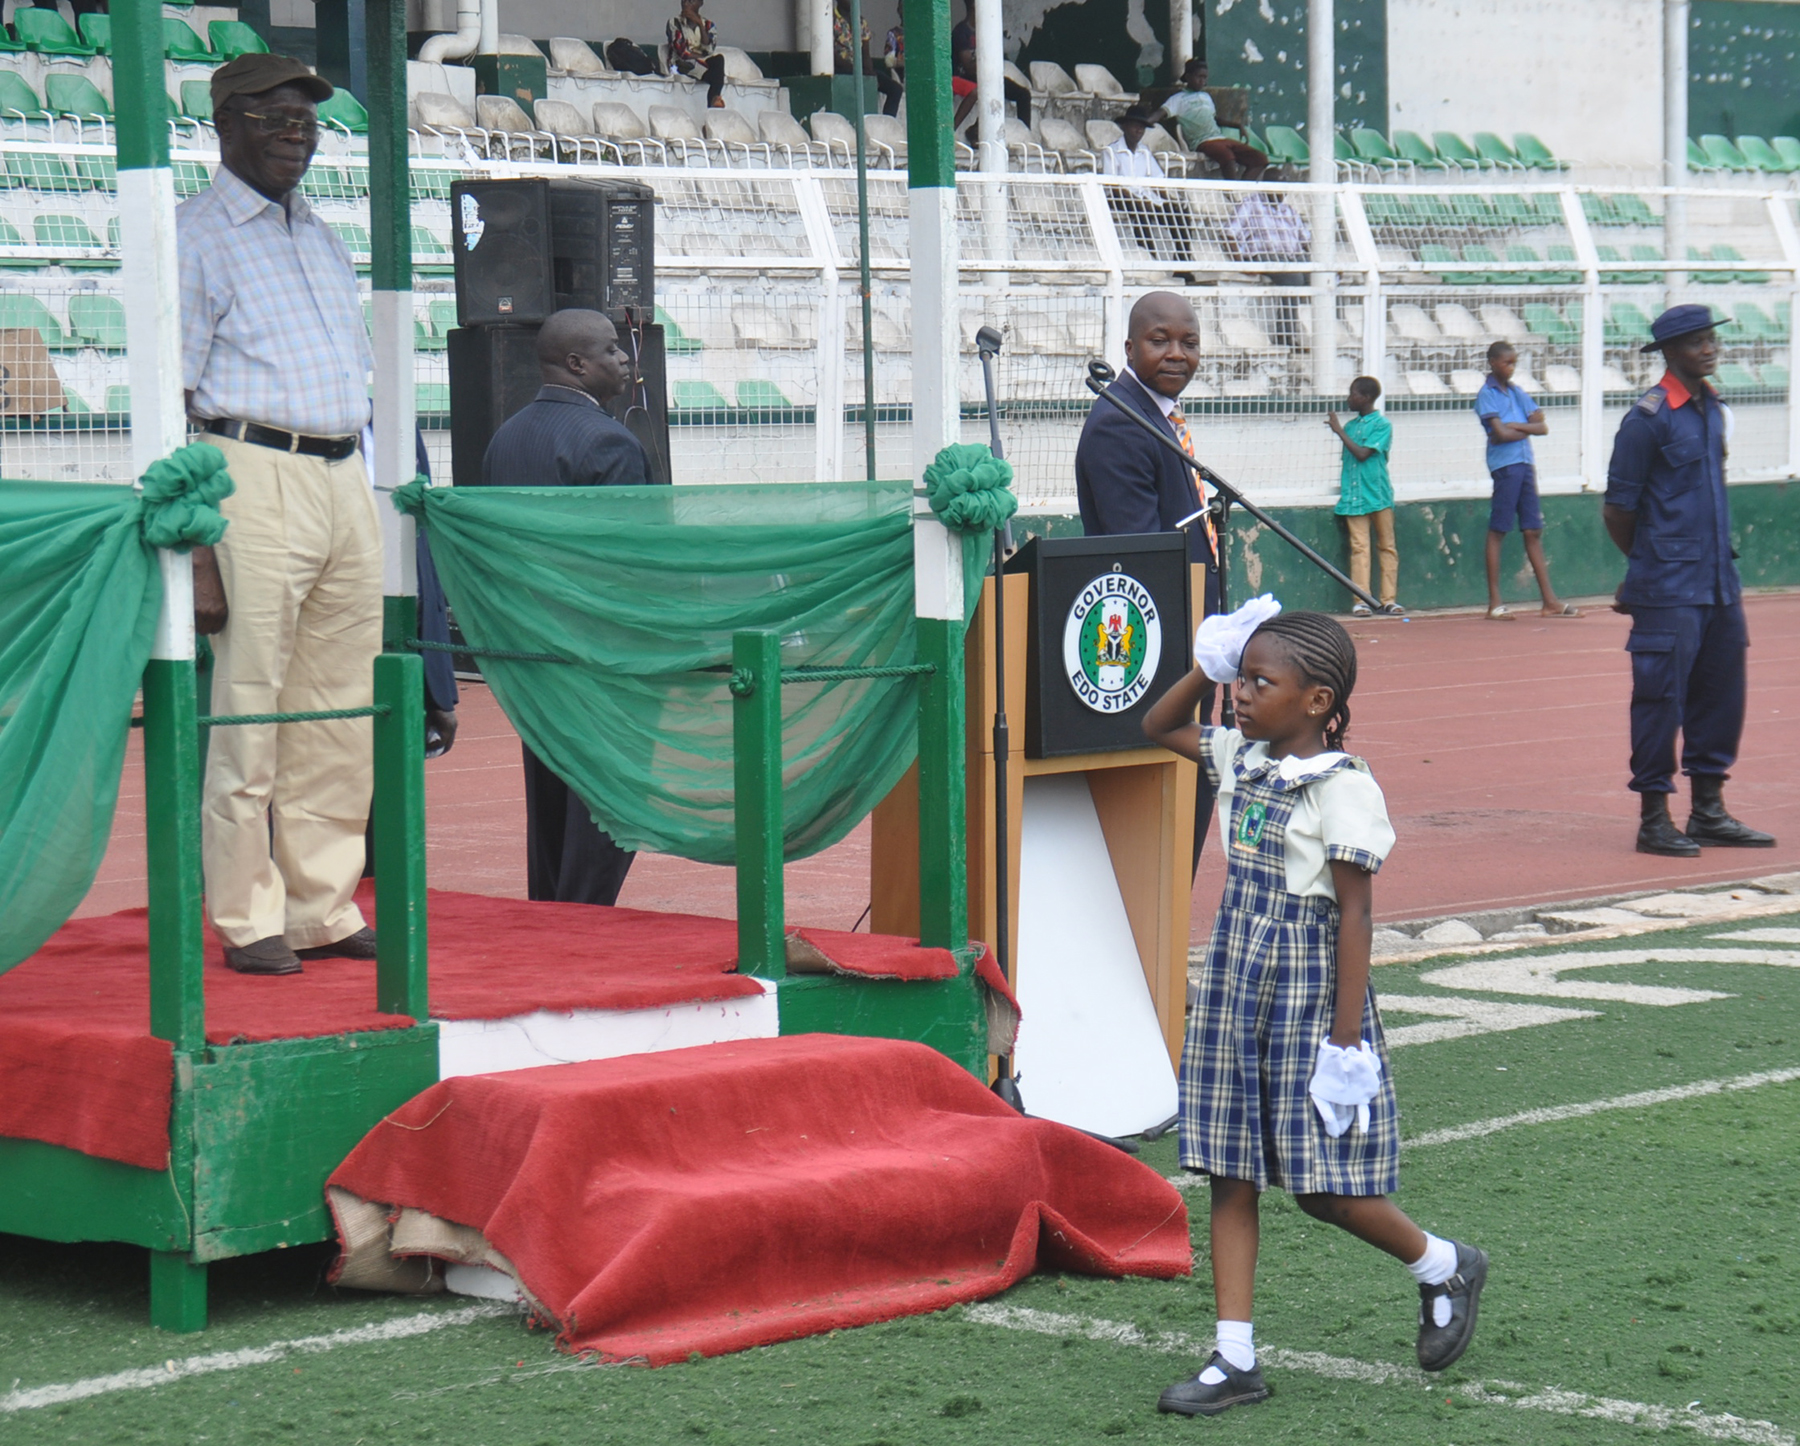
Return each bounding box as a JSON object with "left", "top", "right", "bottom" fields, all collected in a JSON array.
[{"left": 206, "top": 418, "right": 360, "bottom": 461}]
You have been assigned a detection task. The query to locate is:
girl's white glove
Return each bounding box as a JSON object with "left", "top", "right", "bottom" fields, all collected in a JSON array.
[
  {"left": 1308, "top": 1038, "right": 1382, "bottom": 1138},
  {"left": 1192, "top": 594, "right": 1282, "bottom": 683}
]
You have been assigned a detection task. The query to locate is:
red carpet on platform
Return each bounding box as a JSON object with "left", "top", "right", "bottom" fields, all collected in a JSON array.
[
  {"left": 328, "top": 1034, "right": 1190, "bottom": 1364},
  {"left": 0, "top": 885, "right": 1011, "bottom": 1171}
]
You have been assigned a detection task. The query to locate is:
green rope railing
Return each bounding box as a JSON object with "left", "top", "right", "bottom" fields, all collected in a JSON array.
[
  {"left": 128, "top": 705, "right": 392, "bottom": 729},
  {"left": 404, "top": 637, "right": 567, "bottom": 665},
  {"left": 725, "top": 662, "right": 935, "bottom": 698}
]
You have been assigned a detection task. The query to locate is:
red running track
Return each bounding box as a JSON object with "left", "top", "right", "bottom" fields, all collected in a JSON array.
[{"left": 83, "top": 592, "right": 1800, "bottom": 942}]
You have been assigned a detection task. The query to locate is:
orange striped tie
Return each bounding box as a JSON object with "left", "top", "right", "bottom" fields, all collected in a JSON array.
[{"left": 1168, "top": 406, "right": 1217, "bottom": 561}]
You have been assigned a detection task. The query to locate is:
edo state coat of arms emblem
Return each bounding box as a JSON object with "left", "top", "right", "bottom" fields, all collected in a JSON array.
[{"left": 1062, "top": 571, "right": 1163, "bottom": 714}]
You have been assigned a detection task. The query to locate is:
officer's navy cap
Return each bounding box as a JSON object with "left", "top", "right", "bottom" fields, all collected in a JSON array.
[{"left": 1642, "top": 303, "right": 1717, "bottom": 352}]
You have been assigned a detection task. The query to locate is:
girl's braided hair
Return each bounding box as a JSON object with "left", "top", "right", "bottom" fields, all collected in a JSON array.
[{"left": 1247, "top": 611, "right": 1358, "bottom": 751}]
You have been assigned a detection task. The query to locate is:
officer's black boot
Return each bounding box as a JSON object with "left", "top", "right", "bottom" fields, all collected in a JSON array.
[
  {"left": 1685, "top": 775, "right": 1777, "bottom": 848},
  {"left": 1637, "top": 793, "right": 1701, "bottom": 857}
]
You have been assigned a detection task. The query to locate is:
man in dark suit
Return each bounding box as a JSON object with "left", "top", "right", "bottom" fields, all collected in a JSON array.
[
  {"left": 1076, "top": 290, "right": 1220, "bottom": 870},
  {"left": 482, "top": 309, "right": 656, "bottom": 906}
]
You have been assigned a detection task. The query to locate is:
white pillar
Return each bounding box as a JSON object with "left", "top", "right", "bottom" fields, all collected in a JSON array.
[
  {"left": 976, "top": 0, "right": 1006, "bottom": 170},
  {"left": 477, "top": 0, "right": 497, "bottom": 56},
  {"left": 1564, "top": 189, "right": 1606, "bottom": 493},
  {"left": 1307, "top": 0, "right": 1336, "bottom": 393},
  {"left": 811, "top": 0, "right": 833, "bottom": 75},
  {"left": 1664, "top": 0, "right": 1688, "bottom": 294},
  {"left": 1169, "top": 0, "right": 1192, "bottom": 76},
  {"left": 910, "top": 185, "right": 961, "bottom": 483}
]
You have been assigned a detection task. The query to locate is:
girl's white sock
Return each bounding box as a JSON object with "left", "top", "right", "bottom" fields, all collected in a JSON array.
[
  {"left": 1406, "top": 1233, "right": 1458, "bottom": 1287},
  {"left": 1200, "top": 1319, "right": 1255, "bottom": 1381}
]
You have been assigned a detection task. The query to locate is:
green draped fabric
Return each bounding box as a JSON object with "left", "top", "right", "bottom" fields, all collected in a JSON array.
[
  {"left": 399, "top": 481, "right": 990, "bottom": 864},
  {"left": 0, "top": 447, "right": 232, "bottom": 973}
]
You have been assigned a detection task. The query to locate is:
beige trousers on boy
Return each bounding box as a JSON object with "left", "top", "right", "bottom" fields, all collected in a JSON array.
[
  {"left": 201, "top": 436, "right": 383, "bottom": 950},
  {"left": 1344, "top": 508, "right": 1399, "bottom": 607}
]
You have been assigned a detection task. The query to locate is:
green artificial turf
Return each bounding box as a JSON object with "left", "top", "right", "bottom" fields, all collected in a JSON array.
[{"left": 3, "top": 912, "right": 1798, "bottom": 1444}]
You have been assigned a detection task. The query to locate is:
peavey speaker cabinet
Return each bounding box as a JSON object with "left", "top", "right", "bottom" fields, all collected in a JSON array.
[{"left": 450, "top": 177, "right": 654, "bottom": 327}]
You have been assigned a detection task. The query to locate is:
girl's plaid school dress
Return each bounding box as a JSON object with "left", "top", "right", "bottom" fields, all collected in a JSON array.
[{"left": 1180, "top": 726, "right": 1401, "bottom": 1195}]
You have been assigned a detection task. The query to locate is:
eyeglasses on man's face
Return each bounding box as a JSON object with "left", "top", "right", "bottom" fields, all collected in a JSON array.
[{"left": 237, "top": 110, "right": 321, "bottom": 140}]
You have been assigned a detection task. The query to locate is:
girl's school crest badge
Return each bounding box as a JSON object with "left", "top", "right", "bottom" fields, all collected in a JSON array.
[{"left": 1234, "top": 799, "right": 1267, "bottom": 850}]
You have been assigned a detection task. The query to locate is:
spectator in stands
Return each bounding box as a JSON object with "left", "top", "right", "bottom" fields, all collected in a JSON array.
[
  {"left": 950, "top": 2, "right": 1030, "bottom": 133},
  {"left": 883, "top": 20, "right": 905, "bottom": 89},
  {"left": 1226, "top": 188, "right": 1310, "bottom": 351},
  {"left": 667, "top": 0, "right": 726, "bottom": 109},
  {"left": 835, "top": 0, "right": 903, "bottom": 118},
  {"left": 1151, "top": 59, "right": 1267, "bottom": 179},
  {"left": 179, "top": 55, "right": 379, "bottom": 977},
  {"left": 1327, "top": 377, "right": 1404, "bottom": 617},
  {"left": 1100, "top": 106, "right": 1197, "bottom": 264},
  {"left": 1476, "top": 341, "right": 1579, "bottom": 621},
  {"left": 480, "top": 309, "right": 658, "bottom": 906}
]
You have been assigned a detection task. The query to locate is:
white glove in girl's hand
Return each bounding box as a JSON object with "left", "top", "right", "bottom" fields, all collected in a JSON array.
[
  {"left": 1308, "top": 1039, "right": 1383, "bottom": 1138},
  {"left": 1193, "top": 594, "right": 1282, "bottom": 683}
]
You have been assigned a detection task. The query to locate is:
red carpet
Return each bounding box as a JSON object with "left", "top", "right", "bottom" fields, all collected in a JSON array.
[
  {"left": 0, "top": 886, "right": 1010, "bottom": 1171},
  {"left": 328, "top": 1034, "right": 1189, "bottom": 1364}
]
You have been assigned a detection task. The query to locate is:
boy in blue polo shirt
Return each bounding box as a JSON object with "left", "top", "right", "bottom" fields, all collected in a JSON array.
[{"left": 1475, "top": 342, "right": 1579, "bottom": 620}]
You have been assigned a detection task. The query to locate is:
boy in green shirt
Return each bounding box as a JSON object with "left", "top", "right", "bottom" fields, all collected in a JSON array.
[{"left": 1326, "top": 376, "right": 1404, "bottom": 617}]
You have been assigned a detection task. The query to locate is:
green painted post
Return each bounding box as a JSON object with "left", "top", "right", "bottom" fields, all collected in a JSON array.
[
  {"left": 901, "top": 0, "right": 955, "bottom": 189},
  {"left": 144, "top": 660, "right": 206, "bottom": 1052},
  {"left": 914, "top": 612, "right": 968, "bottom": 952},
  {"left": 149, "top": 1249, "right": 208, "bottom": 1333},
  {"left": 732, "top": 630, "right": 786, "bottom": 980},
  {"left": 373, "top": 653, "right": 428, "bottom": 1017}
]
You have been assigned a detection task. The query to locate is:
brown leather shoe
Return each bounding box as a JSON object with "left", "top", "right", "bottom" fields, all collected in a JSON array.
[
  {"left": 294, "top": 926, "right": 378, "bottom": 961},
  {"left": 224, "top": 936, "right": 303, "bottom": 975}
]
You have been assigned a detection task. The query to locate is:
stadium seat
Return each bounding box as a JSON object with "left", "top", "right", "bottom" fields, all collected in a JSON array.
[
  {"left": 1728, "top": 303, "right": 1782, "bottom": 341},
  {"left": 14, "top": 6, "right": 96, "bottom": 55},
  {"left": 672, "top": 379, "right": 731, "bottom": 411},
  {"left": 1449, "top": 369, "right": 1486, "bottom": 394},
  {"left": 1418, "top": 244, "right": 1488, "bottom": 287},
  {"left": 1037, "top": 116, "right": 1089, "bottom": 167},
  {"left": 1734, "top": 136, "right": 1796, "bottom": 174},
  {"left": 1403, "top": 370, "right": 1449, "bottom": 396},
  {"left": 5, "top": 151, "right": 85, "bottom": 191},
  {"left": 1263, "top": 125, "right": 1308, "bottom": 167},
  {"left": 756, "top": 109, "right": 824, "bottom": 166},
  {"left": 1523, "top": 303, "right": 1577, "bottom": 344},
  {"left": 177, "top": 79, "right": 213, "bottom": 122},
  {"left": 77, "top": 12, "right": 110, "bottom": 51},
  {"left": 735, "top": 379, "right": 793, "bottom": 412},
  {"left": 1685, "top": 137, "right": 1717, "bottom": 172},
  {"left": 427, "top": 299, "right": 458, "bottom": 339},
  {"left": 1460, "top": 244, "right": 1508, "bottom": 284},
  {"left": 1697, "top": 135, "right": 1753, "bottom": 172},
  {"left": 162, "top": 18, "right": 214, "bottom": 62},
  {"left": 0, "top": 72, "right": 50, "bottom": 122},
  {"left": 34, "top": 213, "right": 112, "bottom": 266},
  {"left": 0, "top": 23, "right": 20, "bottom": 52},
  {"left": 104, "top": 384, "right": 131, "bottom": 413},
  {"left": 44, "top": 73, "right": 111, "bottom": 120},
  {"left": 1594, "top": 245, "right": 1635, "bottom": 284},
  {"left": 414, "top": 314, "right": 443, "bottom": 352},
  {"left": 1772, "top": 137, "right": 1800, "bottom": 169},
  {"left": 1714, "top": 361, "right": 1759, "bottom": 392},
  {"left": 1072, "top": 64, "right": 1128, "bottom": 100},
  {"left": 329, "top": 222, "right": 372, "bottom": 265},
  {"left": 0, "top": 215, "right": 38, "bottom": 267},
  {"left": 655, "top": 306, "right": 703, "bottom": 355},
  {"left": 1350, "top": 128, "right": 1412, "bottom": 172},
  {"left": 0, "top": 291, "right": 70, "bottom": 348},
  {"left": 1546, "top": 244, "right": 1582, "bottom": 283},
  {"left": 75, "top": 148, "right": 119, "bottom": 191},
  {"left": 1761, "top": 363, "right": 1790, "bottom": 391},
  {"left": 172, "top": 158, "right": 212, "bottom": 196},
  {"left": 208, "top": 20, "right": 269, "bottom": 59},
  {"left": 1611, "top": 193, "right": 1660, "bottom": 227},
  {"left": 60, "top": 383, "right": 91, "bottom": 412},
  {"left": 1449, "top": 193, "right": 1496, "bottom": 227},
  {"left": 1708, "top": 242, "right": 1768, "bottom": 284},
  {"left": 415, "top": 382, "right": 450, "bottom": 415},
  {"left": 1472, "top": 132, "right": 1522, "bottom": 168},
  {"left": 1431, "top": 131, "right": 1489, "bottom": 171},
  {"left": 411, "top": 223, "right": 451, "bottom": 272},
  {"left": 1511, "top": 132, "right": 1566, "bottom": 170},
  {"left": 1029, "top": 61, "right": 1077, "bottom": 97},
  {"left": 319, "top": 89, "right": 369, "bottom": 134},
  {"left": 67, "top": 292, "right": 125, "bottom": 347},
  {"left": 1607, "top": 302, "right": 1655, "bottom": 348}
]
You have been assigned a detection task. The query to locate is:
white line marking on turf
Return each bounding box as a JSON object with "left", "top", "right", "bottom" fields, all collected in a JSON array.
[
  {"left": 1402, "top": 1067, "right": 1800, "bottom": 1149},
  {"left": 966, "top": 1304, "right": 1794, "bottom": 1446},
  {"left": 0, "top": 1303, "right": 517, "bottom": 1414},
  {"left": 1378, "top": 994, "right": 1599, "bottom": 1048},
  {"left": 1711, "top": 929, "right": 1800, "bottom": 944}
]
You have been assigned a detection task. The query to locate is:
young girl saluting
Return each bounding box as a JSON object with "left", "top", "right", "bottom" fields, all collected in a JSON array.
[{"left": 1141, "top": 601, "right": 1487, "bottom": 1418}]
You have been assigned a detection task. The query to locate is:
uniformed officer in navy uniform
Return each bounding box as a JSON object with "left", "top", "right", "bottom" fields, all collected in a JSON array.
[{"left": 1603, "top": 304, "right": 1776, "bottom": 857}]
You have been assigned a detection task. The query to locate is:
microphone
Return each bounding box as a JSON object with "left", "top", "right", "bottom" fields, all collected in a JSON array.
[
  {"left": 976, "top": 325, "right": 1004, "bottom": 359},
  {"left": 1086, "top": 359, "right": 1116, "bottom": 392}
]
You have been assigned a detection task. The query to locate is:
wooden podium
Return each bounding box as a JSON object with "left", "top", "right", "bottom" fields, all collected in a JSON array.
[{"left": 871, "top": 536, "right": 1204, "bottom": 1136}]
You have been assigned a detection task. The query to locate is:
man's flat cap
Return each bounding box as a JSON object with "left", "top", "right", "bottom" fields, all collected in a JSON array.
[
  {"left": 211, "top": 53, "right": 334, "bottom": 110},
  {"left": 1642, "top": 303, "right": 1716, "bottom": 352}
]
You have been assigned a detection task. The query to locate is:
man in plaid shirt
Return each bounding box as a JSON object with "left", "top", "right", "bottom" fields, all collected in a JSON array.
[{"left": 179, "top": 53, "right": 380, "bottom": 978}]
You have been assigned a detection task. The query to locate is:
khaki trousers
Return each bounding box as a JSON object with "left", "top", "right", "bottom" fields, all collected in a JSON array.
[
  {"left": 1344, "top": 508, "right": 1399, "bottom": 607},
  {"left": 201, "top": 435, "right": 383, "bottom": 949}
]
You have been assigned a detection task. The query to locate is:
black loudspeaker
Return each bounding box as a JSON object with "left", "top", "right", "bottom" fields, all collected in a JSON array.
[
  {"left": 609, "top": 306, "right": 669, "bottom": 486},
  {"left": 446, "top": 324, "right": 543, "bottom": 486},
  {"left": 451, "top": 177, "right": 655, "bottom": 327}
]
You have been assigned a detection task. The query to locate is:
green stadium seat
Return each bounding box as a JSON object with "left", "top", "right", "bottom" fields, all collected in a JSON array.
[
  {"left": 1391, "top": 130, "right": 1451, "bottom": 171},
  {"left": 1418, "top": 243, "right": 1489, "bottom": 286},
  {"left": 1685, "top": 137, "right": 1717, "bottom": 172},
  {"left": 34, "top": 213, "right": 113, "bottom": 267},
  {"left": 1607, "top": 302, "right": 1655, "bottom": 349},
  {"left": 1359, "top": 190, "right": 1406, "bottom": 229},
  {"left": 163, "top": 17, "right": 214, "bottom": 62},
  {"left": 1472, "top": 131, "right": 1521, "bottom": 168},
  {"left": 1595, "top": 245, "right": 1634, "bottom": 285},
  {"left": 415, "top": 315, "right": 444, "bottom": 352},
  {"left": 428, "top": 299, "right": 459, "bottom": 339},
  {"left": 1461, "top": 244, "right": 1509, "bottom": 284},
  {"left": 1263, "top": 125, "right": 1308, "bottom": 167},
  {"left": 1332, "top": 133, "right": 1358, "bottom": 164},
  {"left": 1510, "top": 132, "right": 1564, "bottom": 169},
  {"left": 73, "top": 151, "right": 115, "bottom": 190},
  {"left": 207, "top": 20, "right": 269, "bottom": 59},
  {"left": 1523, "top": 303, "right": 1578, "bottom": 344},
  {"left": 104, "top": 384, "right": 131, "bottom": 414},
  {"left": 1714, "top": 361, "right": 1759, "bottom": 392},
  {"left": 1350, "top": 128, "right": 1411, "bottom": 172},
  {"left": 1708, "top": 242, "right": 1768, "bottom": 284},
  {"left": 1777, "top": 301, "right": 1792, "bottom": 333},
  {"left": 302, "top": 164, "right": 348, "bottom": 199},
  {"left": 411, "top": 169, "right": 454, "bottom": 202},
  {"left": 1611, "top": 193, "right": 1660, "bottom": 227},
  {"left": 1760, "top": 363, "right": 1789, "bottom": 391},
  {"left": 1772, "top": 137, "right": 1800, "bottom": 170},
  {"left": 735, "top": 379, "right": 793, "bottom": 412},
  {"left": 1431, "top": 131, "right": 1489, "bottom": 171},
  {"left": 0, "top": 72, "right": 50, "bottom": 122},
  {"left": 5, "top": 150, "right": 85, "bottom": 191},
  {"left": 45, "top": 73, "right": 111, "bottom": 120},
  {"left": 1448, "top": 192, "right": 1496, "bottom": 227},
  {"left": 1527, "top": 193, "right": 1567, "bottom": 225},
  {"left": 328, "top": 222, "right": 373, "bottom": 265},
  {"left": 656, "top": 306, "right": 703, "bottom": 355},
  {"left": 0, "top": 215, "right": 39, "bottom": 268},
  {"left": 67, "top": 292, "right": 126, "bottom": 348},
  {"left": 318, "top": 88, "right": 369, "bottom": 134},
  {"left": 14, "top": 6, "right": 96, "bottom": 55},
  {"left": 1698, "top": 134, "right": 1752, "bottom": 171},
  {"left": 77, "top": 12, "right": 110, "bottom": 51},
  {"left": 61, "top": 384, "right": 91, "bottom": 413},
  {"left": 1546, "top": 243, "right": 1581, "bottom": 284},
  {"left": 671, "top": 379, "right": 731, "bottom": 410},
  {"left": 0, "top": 24, "right": 22, "bottom": 52},
  {"left": 1729, "top": 303, "right": 1782, "bottom": 341},
  {"left": 416, "top": 382, "right": 451, "bottom": 415},
  {"left": 412, "top": 223, "right": 451, "bottom": 271},
  {"left": 179, "top": 79, "right": 213, "bottom": 122},
  {"left": 172, "top": 158, "right": 212, "bottom": 196},
  {"left": 0, "top": 291, "right": 70, "bottom": 349},
  {"left": 1626, "top": 243, "right": 1665, "bottom": 282},
  {"left": 1734, "top": 136, "right": 1796, "bottom": 174},
  {"left": 1488, "top": 192, "right": 1536, "bottom": 227},
  {"left": 1580, "top": 193, "right": 1621, "bottom": 227}
]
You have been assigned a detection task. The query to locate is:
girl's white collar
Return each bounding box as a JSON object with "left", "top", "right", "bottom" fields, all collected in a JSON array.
[{"left": 1242, "top": 739, "right": 1348, "bottom": 780}]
